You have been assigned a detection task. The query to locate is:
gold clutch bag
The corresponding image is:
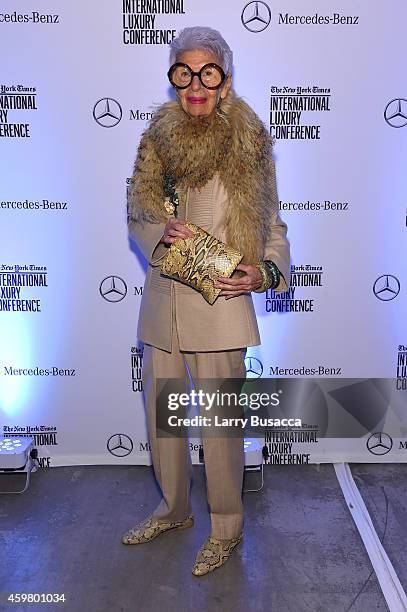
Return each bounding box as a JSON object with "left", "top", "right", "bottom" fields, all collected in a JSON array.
[{"left": 160, "top": 222, "right": 243, "bottom": 304}]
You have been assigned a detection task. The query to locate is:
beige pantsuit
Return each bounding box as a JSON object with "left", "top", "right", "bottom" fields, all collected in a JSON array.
[{"left": 129, "top": 167, "right": 290, "bottom": 540}]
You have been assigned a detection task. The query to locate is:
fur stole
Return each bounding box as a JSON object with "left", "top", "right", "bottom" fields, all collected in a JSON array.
[{"left": 129, "top": 90, "right": 276, "bottom": 264}]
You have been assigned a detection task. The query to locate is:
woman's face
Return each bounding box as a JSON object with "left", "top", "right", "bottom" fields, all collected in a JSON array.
[{"left": 174, "top": 48, "right": 232, "bottom": 118}]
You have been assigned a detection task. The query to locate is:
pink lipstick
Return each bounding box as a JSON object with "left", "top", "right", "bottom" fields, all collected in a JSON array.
[{"left": 187, "top": 97, "right": 206, "bottom": 104}]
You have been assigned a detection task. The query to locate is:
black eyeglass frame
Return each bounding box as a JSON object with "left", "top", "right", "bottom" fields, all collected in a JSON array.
[{"left": 167, "top": 62, "right": 227, "bottom": 90}]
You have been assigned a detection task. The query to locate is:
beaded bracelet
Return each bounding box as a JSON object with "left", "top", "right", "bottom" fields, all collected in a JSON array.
[
  {"left": 264, "top": 260, "right": 280, "bottom": 290},
  {"left": 253, "top": 260, "right": 281, "bottom": 293}
]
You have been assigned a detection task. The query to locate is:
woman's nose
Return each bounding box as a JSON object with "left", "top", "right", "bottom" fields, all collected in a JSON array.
[{"left": 191, "top": 75, "right": 202, "bottom": 91}]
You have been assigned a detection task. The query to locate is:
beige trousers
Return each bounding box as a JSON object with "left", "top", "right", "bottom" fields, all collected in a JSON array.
[{"left": 142, "top": 294, "right": 247, "bottom": 540}]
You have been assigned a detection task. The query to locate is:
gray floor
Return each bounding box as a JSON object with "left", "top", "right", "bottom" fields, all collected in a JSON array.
[
  {"left": 350, "top": 464, "right": 407, "bottom": 599},
  {"left": 1, "top": 463, "right": 405, "bottom": 611}
]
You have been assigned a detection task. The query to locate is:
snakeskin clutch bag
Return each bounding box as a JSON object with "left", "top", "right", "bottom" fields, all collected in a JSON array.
[{"left": 160, "top": 222, "right": 243, "bottom": 304}]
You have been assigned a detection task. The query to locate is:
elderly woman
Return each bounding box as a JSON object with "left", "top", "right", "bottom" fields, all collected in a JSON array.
[{"left": 122, "top": 26, "right": 290, "bottom": 576}]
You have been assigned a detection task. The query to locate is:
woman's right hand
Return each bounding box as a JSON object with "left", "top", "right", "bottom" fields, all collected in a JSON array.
[{"left": 161, "top": 218, "right": 194, "bottom": 245}]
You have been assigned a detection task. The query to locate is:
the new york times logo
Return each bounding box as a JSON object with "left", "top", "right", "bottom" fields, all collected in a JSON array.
[
  {"left": 122, "top": 0, "right": 186, "bottom": 45},
  {"left": 270, "top": 85, "right": 331, "bottom": 140},
  {"left": 3, "top": 424, "right": 58, "bottom": 448},
  {"left": 265, "top": 264, "right": 323, "bottom": 313},
  {"left": 0, "top": 84, "right": 37, "bottom": 138},
  {"left": 130, "top": 346, "right": 143, "bottom": 392},
  {"left": 3, "top": 424, "right": 58, "bottom": 468},
  {"left": 0, "top": 264, "right": 48, "bottom": 313}
]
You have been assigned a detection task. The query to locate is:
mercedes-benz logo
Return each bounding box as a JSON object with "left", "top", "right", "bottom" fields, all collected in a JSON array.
[
  {"left": 107, "top": 433, "right": 133, "bottom": 457},
  {"left": 384, "top": 99, "right": 407, "bottom": 128},
  {"left": 93, "top": 98, "right": 123, "bottom": 128},
  {"left": 244, "top": 356, "right": 263, "bottom": 379},
  {"left": 366, "top": 432, "right": 393, "bottom": 455},
  {"left": 100, "top": 276, "right": 127, "bottom": 302},
  {"left": 373, "top": 275, "right": 400, "bottom": 301},
  {"left": 241, "top": 1, "right": 271, "bottom": 32}
]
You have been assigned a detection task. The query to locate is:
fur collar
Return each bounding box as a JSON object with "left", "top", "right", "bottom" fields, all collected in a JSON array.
[{"left": 129, "top": 90, "right": 275, "bottom": 263}]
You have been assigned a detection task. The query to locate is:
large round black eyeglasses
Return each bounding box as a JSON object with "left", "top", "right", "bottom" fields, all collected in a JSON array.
[{"left": 167, "top": 63, "right": 226, "bottom": 90}]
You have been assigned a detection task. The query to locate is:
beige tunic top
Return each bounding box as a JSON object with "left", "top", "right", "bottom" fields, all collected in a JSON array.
[{"left": 129, "top": 167, "right": 290, "bottom": 353}]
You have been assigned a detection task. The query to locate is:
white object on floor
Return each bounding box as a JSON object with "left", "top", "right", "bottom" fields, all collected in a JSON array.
[{"left": 334, "top": 462, "right": 407, "bottom": 612}]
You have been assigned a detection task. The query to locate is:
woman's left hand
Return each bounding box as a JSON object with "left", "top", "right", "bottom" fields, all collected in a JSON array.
[{"left": 214, "top": 263, "right": 263, "bottom": 299}]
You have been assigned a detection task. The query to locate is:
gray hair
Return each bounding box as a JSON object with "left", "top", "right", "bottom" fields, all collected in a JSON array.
[{"left": 169, "top": 26, "right": 233, "bottom": 75}]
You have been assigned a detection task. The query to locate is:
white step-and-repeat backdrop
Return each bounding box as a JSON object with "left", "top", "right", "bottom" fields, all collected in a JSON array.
[{"left": 1, "top": 1, "right": 406, "bottom": 467}]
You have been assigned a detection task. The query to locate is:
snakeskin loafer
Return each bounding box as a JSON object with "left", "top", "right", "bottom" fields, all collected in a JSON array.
[
  {"left": 192, "top": 533, "right": 243, "bottom": 576},
  {"left": 121, "top": 514, "right": 194, "bottom": 545}
]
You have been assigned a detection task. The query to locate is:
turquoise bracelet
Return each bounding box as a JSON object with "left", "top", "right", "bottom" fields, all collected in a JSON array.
[
  {"left": 264, "top": 260, "right": 280, "bottom": 290},
  {"left": 253, "top": 260, "right": 281, "bottom": 293}
]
